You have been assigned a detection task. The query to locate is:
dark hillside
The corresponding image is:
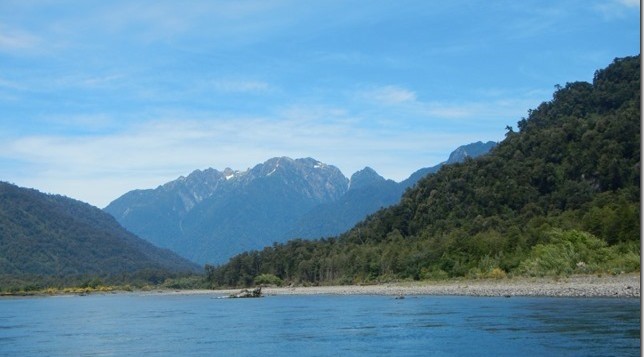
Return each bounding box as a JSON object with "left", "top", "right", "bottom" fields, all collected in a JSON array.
[{"left": 0, "top": 182, "right": 200, "bottom": 289}]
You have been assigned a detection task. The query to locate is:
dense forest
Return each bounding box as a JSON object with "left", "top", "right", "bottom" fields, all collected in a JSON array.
[
  {"left": 0, "top": 182, "right": 200, "bottom": 292},
  {"left": 207, "top": 55, "right": 641, "bottom": 287}
]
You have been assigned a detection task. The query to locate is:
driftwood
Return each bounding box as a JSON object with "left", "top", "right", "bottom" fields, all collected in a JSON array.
[{"left": 229, "top": 287, "right": 263, "bottom": 298}]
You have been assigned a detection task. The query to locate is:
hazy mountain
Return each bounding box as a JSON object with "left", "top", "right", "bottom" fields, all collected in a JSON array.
[
  {"left": 106, "top": 143, "right": 495, "bottom": 264},
  {"left": 287, "top": 167, "right": 402, "bottom": 239},
  {"left": 0, "top": 182, "right": 199, "bottom": 284},
  {"left": 289, "top": 141, "right": 496, "bottom": 239},
  {"left": 106, "top": 157, "right": 349, "bottom": 264},
  {"left": 400, "top": 141, "right": 497, "bottom": 189}
]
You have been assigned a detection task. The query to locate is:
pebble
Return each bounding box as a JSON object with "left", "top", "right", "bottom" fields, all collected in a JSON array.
[{"left": 257, "top": 274, "right": 641, "bottom": 298}]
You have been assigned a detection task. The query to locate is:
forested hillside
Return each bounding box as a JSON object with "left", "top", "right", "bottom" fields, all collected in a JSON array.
[
  {"left": 207, "top": 55, "right": 641, "bottom": 287},
  {"left": 0, "top": 182, "right": 200, "bottom": 290}
]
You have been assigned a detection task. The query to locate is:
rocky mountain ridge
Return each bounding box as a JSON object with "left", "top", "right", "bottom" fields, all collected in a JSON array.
[{"left": 105, "top": 142, "right": 496, "bottom": 264}]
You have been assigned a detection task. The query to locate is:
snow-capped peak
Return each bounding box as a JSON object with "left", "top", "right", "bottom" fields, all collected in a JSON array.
[{"left": 223, "top": 167, "right": 238, "bottom": 180}]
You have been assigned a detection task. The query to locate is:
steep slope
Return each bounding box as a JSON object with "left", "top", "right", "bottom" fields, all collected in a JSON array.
[
  {"left": 287, "top": 167, "right": 401, "bottom": 239},
  {"left": 0, "top": 182, "right": 200, "bottom": 286},
  {"left": 206, "top": 55, "right": 640, "bottom": 287},
  {"left": 103, "top": 167, "right": 238, "bottom": 250}
]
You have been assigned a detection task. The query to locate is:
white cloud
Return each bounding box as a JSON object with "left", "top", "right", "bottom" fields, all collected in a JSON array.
[
  {"left": 419, "top": 96, "right": 543, "bottom": 122},
  {"left": 593, "top": 0, "right": 640, "bottom": 19},
  {"left": 42, "top": 114, "right": 116, "bottom": 132},
  {"left": 0, "top": 110, "right": 494, "bottom": 208},
  {"left": 422, "top": 102, "right": 473, "bottom": 118},
  {"left": 360, "top": 85, "right": 417, "bottom": 105},
  {"left": 72, "top": 0, "right": 304, "bottom": 46},
  {"left": 211, "top": 79, "right": 272, "bottom": 93},
  {"left": 618, "top": 0, "right": 639, "bottom": 7},
  {"left": 0, "top": 26, "right": 40, "bottom": 53},
  {"left": 0, "top": 77, "right": 25, "bottom": 90}
]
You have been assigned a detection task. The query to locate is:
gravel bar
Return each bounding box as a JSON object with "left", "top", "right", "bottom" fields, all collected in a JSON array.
[{"left": 198, "top": 273, "right": 640, "bottom": 298}]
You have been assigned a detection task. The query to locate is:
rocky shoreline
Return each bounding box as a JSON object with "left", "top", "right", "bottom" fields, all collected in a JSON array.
[
  {"left": 208, "top": 274, "right": 640, "bottom": 298},
  {"left": 3, "top": 274, "right": 638, "bottom": 298}
]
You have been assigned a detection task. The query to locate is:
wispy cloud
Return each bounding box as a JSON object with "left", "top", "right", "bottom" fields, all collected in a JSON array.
[
  {"left": 618, "top": 0, "right": 639, "bottom": 7},
  {"left": 211, "top": 79, "right": 273, "bottom": 93},
  {"left": 70, "top": 0, "right": 304, "bottom": 46},
  {"left": 421, "top": 102, "right": 473, "bottom": 118},
  {"left": 502, "top": 6, "right": 566, "bottom": 40},
  {"left": 41, "top": 114, "right": 117, "bottom": 133},
  {"left": 593, "top": 0, "right": 641, "bottom": 19},
  {"left": 421, "top": 86, "right": 549, "bottom": 122},
  {"left": 354, "top": 84, "right": 544, "bottom": 125},
  {"left": 0, "top": 26, "right": 40, "bottom": 53},
  {"left": 0, "top": 77, "right": 25, "bottom": 90},
  {"left": 0, "top": 109, "right": 491, "bottom": 207},
  {"left": 359, "top": 85, "right": 417, "bottom": 105}
]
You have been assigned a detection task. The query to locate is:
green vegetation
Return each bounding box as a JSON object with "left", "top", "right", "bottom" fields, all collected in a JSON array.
[
  {"left": 205, "top": 55, "right": 641, "bottom": 288},
  {"left": 517, "top": 229, "right": 639, "bottom": 276},
  {"left": 254, "top": 273, "right": 284, "bottom": 286},
  {"left": 0, "top": 270, "right": 208, "bottom": 295},
  {"left": 0, "top": 181, "right": 201, "bottom": 292}
]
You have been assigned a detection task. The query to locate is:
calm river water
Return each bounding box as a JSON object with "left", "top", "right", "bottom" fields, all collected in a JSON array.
[{"left": 0, "top": 293, "right": 639, "bottom": 356}]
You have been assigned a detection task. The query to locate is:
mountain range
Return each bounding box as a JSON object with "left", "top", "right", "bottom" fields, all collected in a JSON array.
[{"left": 104, "top": 141, "right": 495, "bottom": 264}]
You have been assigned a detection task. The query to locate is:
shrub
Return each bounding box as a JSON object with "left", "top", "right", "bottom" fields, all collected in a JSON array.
[
  {"left": 81, "top": 277, "right": 103, "bottom": 289},
  {"left": 254, "top": 273, "right": 283, "bottom": 287},
  {"left": 420, "top": 267, "right": 449, "bottom": 280},
  {"left": 488, "top": 267, "right": 507, "bottom": 279},
  {"left": 517, "top": 229, "right": 638, "bottom": 276},
  {"left": 163, "top": 276, "right": 207, "bottom": 290}
]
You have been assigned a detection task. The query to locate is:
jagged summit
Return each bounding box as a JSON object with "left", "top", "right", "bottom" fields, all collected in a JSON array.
[
  {"left": 104, "top": 156, "right": 351, "bottom": 263},
  {"left": 349, "top": 167, "right": 387, "bottom": 191},
  {"left": 446, "top": 141, "right": 497, "bottom": 164},
  {"left": 222, "top": 167, "right": 244, "bottom": 180}
]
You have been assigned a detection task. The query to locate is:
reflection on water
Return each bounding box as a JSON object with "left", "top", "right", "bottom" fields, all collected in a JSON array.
[{"left": 0, "top": 294, "right": 639, "bottom": 356}]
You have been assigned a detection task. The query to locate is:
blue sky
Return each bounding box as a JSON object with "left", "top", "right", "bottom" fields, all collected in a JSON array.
[{"left": 0, "top": 0, "right": 640, "bottom": 207}]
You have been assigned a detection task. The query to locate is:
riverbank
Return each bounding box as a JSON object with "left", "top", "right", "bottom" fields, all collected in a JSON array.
[
  {"left": 2, "top": 273, "right": 639, "bottom": 298},
  {"left": 201, "top": 273, "right": 640, "bottom": 298}
]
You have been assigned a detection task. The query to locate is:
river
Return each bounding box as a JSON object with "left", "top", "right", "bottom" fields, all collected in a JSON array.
[{"left": 0, "top": 293, "right": 639, "bottom": 356}]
